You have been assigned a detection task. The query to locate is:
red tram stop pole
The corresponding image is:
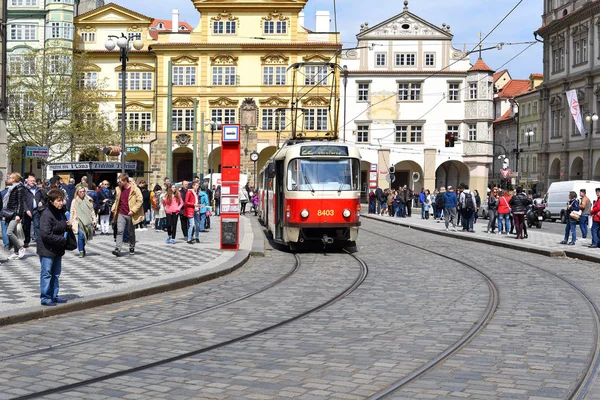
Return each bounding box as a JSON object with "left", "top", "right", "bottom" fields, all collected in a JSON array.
[{"left": 219, "top": 124, "right": 241, "bottom": 250}]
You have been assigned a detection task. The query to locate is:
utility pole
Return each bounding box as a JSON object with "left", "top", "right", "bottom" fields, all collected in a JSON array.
[{"left": 0, "top": 0, "right": 8, "bottom": 187}]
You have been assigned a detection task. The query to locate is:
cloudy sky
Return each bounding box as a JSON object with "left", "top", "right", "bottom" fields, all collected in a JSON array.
[{"left": 118, "top": 0, "right": 543, "bottom": 79}]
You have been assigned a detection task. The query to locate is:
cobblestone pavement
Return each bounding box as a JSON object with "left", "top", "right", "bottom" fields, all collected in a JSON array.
[
  {"left": 1, "top": 218, "right": 600, "bottom": 399},
  {"left": 0, "top": 216, "right": 253, "bottom": 314}
]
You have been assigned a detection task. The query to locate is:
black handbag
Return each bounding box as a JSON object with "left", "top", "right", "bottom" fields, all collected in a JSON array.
[
  {"left": 65, "top": 228, "right": 77, "bottom": 251},
  {"left": 1, "top": 208, "right": 14, "bottom": 220}
]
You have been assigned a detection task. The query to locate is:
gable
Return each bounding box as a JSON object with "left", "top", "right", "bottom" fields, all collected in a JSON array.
[
  {"left": 357, "top": 11, "right": 452, "bottom": 40},
  {"left": 76, "top": 3, "right": 153, "bottom": 25}
]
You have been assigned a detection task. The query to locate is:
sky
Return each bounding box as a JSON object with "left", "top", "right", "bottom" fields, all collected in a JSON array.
[{"left": 117, "top": 0, "right": 543, "bottom": 79}]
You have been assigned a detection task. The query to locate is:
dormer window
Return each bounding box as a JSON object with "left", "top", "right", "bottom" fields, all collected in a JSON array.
[
  {"left": 179, "top": 25, "right": 187, "bottom": 31},
  {"left": 157, "top": 22, "right": 164, "bottom": 29}
]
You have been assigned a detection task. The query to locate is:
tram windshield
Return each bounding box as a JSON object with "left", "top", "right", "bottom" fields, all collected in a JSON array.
[{"left": 287, "top": 158, "right": 360, "bottom": 191}]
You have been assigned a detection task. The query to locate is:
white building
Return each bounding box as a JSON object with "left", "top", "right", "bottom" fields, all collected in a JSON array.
[{"left": 341, "top": 1, "right": 494, "bottom": 197}]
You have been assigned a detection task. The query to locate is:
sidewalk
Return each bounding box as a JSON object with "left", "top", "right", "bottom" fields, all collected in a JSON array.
[
  {"left": 361, "top": 209, "right": 600, "bottom": 263},
  {"left": 0, "top": 215, "right": 264, "bottom": 326}
]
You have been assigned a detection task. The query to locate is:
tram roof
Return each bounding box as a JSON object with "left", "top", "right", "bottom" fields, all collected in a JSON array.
[{"left": 270, "top": 140, "right": 361, "bottom": 161}]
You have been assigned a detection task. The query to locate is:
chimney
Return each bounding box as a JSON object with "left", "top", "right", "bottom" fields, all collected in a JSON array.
[
  {"left": 172, "top": 9, "right": 179, "bottom": 33},
  {"left": 298, "top": 12, "right": 305, "bottom": 28},
  {"left": 315, "top": 11, "right": 330, "bottom": 32}
]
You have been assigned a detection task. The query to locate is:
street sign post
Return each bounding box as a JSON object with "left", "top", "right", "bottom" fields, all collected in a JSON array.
[
  {"left": 125, "top": 146, "right": 140, "bottom": 154},
  {"left": 25, "top": 146, "right": 49, "bottom": 159}
]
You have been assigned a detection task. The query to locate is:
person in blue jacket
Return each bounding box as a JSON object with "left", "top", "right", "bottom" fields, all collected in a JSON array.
[{"left": 443, "top": 185, "right": 458, "bottom": 231}]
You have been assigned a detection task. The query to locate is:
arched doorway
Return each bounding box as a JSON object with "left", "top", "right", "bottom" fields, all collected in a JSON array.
[
  {"left": 391, "top": 160, "right": 423, "bottom": 191},
  {"left": 173, "top": 146, "right": 193, "bottom": 182},
  {"left": 435, "top": 161, "right": 470, "bottom": 190},
  {"left": 570, "top": 157, "right": 584, "bottom": 180},
  {"left": 255, "top": 146, "right": 277, "bottom": 189},
  {"left": 125, "top": 148, "right": 149, "bottom": 182},
  {"left": 549, "top": 158, "right": 561, "bottom": 184},
  {"left": 208, "top": 146, "right": 222, "bottom": 176}
]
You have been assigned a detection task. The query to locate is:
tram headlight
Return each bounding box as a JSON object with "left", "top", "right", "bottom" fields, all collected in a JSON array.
[
  {"left": 300, "top": 209, "right": 309, "bottom": 218},
  {"left": 342, "top": 209, "right": 351, "bottom": 218}
]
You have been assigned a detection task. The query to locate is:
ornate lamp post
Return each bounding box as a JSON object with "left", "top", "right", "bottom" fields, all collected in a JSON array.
[
  {"left": 205, "top": 119, "right": 221, "bottom": 189},
  {"left": 105, "top": 33, "right": 144, "bottom": 175}
]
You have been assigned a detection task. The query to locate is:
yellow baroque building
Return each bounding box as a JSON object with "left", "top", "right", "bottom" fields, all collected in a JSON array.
[{"left": 76, "top": 0, "right": 341, "bottom": 185}]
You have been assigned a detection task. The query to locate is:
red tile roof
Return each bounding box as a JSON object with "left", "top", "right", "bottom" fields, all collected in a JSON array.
[
  {"left": 469, "top": 58, "right": 494, "bottom": 72},
  {"left": 497, "top": 79, "right": 531, "bottom": 99},
  {"left": 494, "top": 108, "right": 513, "bottom": 124},
  {"left": 149, "top": 19, "right": 193, "bottom": 40},
  {"left": 530, "top": 73, "right": 543, "bottom": 79},
  {"left": 493, "top": 69, "right": 508, "bottom": 82}
]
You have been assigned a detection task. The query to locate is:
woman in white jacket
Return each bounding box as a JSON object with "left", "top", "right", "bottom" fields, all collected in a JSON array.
[{"left": 239, "top": 187, "right": 249, "bottom": 215}]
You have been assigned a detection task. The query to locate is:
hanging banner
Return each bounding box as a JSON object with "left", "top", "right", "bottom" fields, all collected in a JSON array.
[{"left": 566, "top": 89, "right": 586, "bottom": 137}]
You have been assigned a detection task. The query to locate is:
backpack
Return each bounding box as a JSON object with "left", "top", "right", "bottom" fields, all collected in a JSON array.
[
  {"left": 435, "top": 193, "right": 445, "bottom": 209},
  {"left": 464, "top": 192, "right": 475, "bottom": 211}
]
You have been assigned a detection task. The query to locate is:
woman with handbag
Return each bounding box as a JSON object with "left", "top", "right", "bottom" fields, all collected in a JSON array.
[
  {"left": 3, "top": 172, "right": 28, "bottom": 260},
  {"left": 163, "top": 184, "right": 183, "bottom": 244},
  {"left": 70, "top": 186, "right": 97, "bottom": 257},
  {"left": 560, "top": 191, "right": 580, "bottom": 245},
  {"left": 185, "top": 181, "right": 200, "bottom": 244},
  {"left": 38, "top": 188, "right": 70, "bottom": 306}
]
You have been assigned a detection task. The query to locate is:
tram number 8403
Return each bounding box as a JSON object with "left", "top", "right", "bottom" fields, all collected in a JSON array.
[{"left": 317, "top": 210, "right": 335, "bottom": 216}]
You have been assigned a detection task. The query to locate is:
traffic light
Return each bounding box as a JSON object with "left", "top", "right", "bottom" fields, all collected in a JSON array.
[
  {"left": 445, "top": 133, "right": 450, "bottom": 147},
  {"left": 103, "top": 146, "right": 121, "bottom": 156},
  {"left": 449, "top": 132, "right": 456, "bottom": 147},
  {"left": 388, "top": 166, "right": 395, "bottom": 174}
]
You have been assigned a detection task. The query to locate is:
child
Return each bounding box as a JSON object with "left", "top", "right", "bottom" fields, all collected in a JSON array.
[
  {"left": 251, "top": 193, "right": 259, "bottom": 216},
  {"left": 424, "top": 199, "right": 431, "bottom": 220}
]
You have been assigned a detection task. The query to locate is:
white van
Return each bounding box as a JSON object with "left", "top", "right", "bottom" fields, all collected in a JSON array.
[{"left": 544, "top": 180, "right": 600, "bottom": 223}]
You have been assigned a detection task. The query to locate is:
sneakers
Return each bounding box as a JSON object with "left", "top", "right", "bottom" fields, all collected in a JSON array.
[
  {"left": 568, "top": 242, "right": 576, "bottom": 245},
  {"left": 195, "top": 238, "right": 200, "bottom": 243},
  {"left": 445, "top": 227, "right": 449, "bottom": 232},
  {"left": 53, "top": 297, "right": 68, "bottom": 304},
  {"left": 17, "top": 247, "right": 26, "bottom": 259},
  {"left": 79, "top": 252, "right": 85, "bottom": 258},
  {"left": 112, "top": 248, "right": 123, "bottom": 257},
  {"left": 166, "top": 238, "right": 171, "bottom": 244},
  {"left": 452, "top": 227, "right": 457, "bottom": 232},
  {"left": 559, "top": 241, "right": 568, "bottom": 245},
  {"left": 129, "top": 247, "right": 135, "bottom": 255},
  {"left": 7, "top": 253, "right": 18, "bottom": 260},
  {"left": 187, "top": 240, "right": 194, "bottom": 244},
  {"left": 41, "top": 301, "right": 57, "bottom": 306}
]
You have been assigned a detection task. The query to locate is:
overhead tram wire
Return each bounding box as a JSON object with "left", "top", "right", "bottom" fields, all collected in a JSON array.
[{"left": 340, "top": 0, "right": 525, "bottom": 132}]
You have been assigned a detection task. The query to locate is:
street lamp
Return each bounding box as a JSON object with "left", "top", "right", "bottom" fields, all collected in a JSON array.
[
  {"left": 205, "top": 119, "right": 222, "bottom": 189},
  {"left": 105, "top": 33, "right": 144, "bottom": 176},
  {"left": 510, "top": 99, "right": 521, "bottom": 186},
  {"left": 525, "top": 129, "right": 534, "bottom": 192},
  {"left": 342, "top": 65, "right": 348, "bottom": 143},
  {"left": 586, "top": 113, "right": 598, "bottom": 180}
]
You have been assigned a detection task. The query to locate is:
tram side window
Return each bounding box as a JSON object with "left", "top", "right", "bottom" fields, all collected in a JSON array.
[{"left": 287, "top": 159, "right": 360, "bottom": 191}]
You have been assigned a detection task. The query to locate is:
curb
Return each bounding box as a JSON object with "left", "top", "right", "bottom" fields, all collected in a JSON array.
[
  {"left": 361, "top": 214, "right": 600, "bottom": 262},
  {"left": 0, "top": 219, "right": 266, "bottom": 327}
]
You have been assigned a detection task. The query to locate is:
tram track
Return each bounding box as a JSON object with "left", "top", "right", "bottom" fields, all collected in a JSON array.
[
  {"left": 363, "top": 220, "right": 600, "bottom": 400},
  {"left": 10, "top": 250, "right": 369, "bottom": 400},
  {"left": 0, "top": 253, "right": 301, "bottom": 363},
  {"left": 360, "top": 227, "right": 499, "bottom": 399}
]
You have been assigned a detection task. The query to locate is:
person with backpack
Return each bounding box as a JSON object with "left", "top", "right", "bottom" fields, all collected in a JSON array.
[
  {"left": 458, "top": 184, "right": 476, "bottom": 232},
  {"left": 509, "top": 185, "right": 532, "bottom": 240},
  {"left": 485, "top": 188, "right": 499, "bottom": 234}
]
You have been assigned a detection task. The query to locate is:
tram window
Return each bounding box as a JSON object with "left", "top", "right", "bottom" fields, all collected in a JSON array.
[{"left": 287, "top": 159, "right": 360, "bottom": 191}]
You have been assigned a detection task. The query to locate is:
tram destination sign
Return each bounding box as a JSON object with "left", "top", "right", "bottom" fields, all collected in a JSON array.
[{"left": 299, "top": 145, "right": 348, "bottom": 156}]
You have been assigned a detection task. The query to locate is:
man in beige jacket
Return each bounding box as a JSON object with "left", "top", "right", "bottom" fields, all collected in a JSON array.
[{"left": 111, "top": 174, "right": 143, "bottom": 257}]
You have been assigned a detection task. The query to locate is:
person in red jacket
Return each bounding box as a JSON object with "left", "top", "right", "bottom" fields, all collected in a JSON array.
[
  {"left": 589, "top": 187, "right": 600, "bottom": 248},
  {"left": 497, "top": 190, "right": 512, "bottom": 234},
  {"left": 185, "top": 182, "right": 201, "bottom": 244}
]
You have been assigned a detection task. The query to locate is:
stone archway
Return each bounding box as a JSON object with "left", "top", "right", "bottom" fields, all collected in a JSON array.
[
  {"left": 208, "top": 145, "right": 222, "bottom": 177},
  {"left": 549, "top": 158, "right": 561, "bottom": 184},
  {"left": 435, "top": 160, "right": 470, "bottom": 190},
  {"left": 173, "top": 146, "right": 193, "bottom": 182},
  {"left": 570, "top": 157, "right": 584, "bottom": 180},
  {"left": 391, "top": 160, "right": 423, "bottom": 191},
  {"left": 125, "top": 148, "right": 149, "bottom": 181}
]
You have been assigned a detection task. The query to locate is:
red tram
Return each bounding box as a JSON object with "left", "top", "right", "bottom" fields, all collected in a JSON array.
[{"left": 258, "top": 140, "right": 361, "bottom": 248}]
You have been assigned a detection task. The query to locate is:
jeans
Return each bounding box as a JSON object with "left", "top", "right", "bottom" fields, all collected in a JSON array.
[
  {"left": 487, "top": 210, "right": 497, "bottom": 232},
  {"left": 564, "top": 219, "right": 577, "bottom": 242},
  {"left": 444, "top": 207, "right": 457, "bottom": 228},
  {"left": 592, "top": 221, "right": 600, "bottom": 247},
  {"left": 116, "top": 214, "right": 135, "bottom": 250},
  {"left": 513, "top": 213, "right": 525, "bottom": 238},
  {"left": 200, "top": 212, "right": 207, "bottom": 232},
  {"left": 498, "top": 213, "right": 511, "bottom": 233},
  {"left": 7, "top": 219, "right": 23, "bottom": 253},
  {"left": 461, "top": 209, "right": 474, "bottom": 230},
  {"left": 77, "top": 230, "right": 86, "bottom": 252},
  {"left": 40, "top": 256, "right": 62, "bottom": 304},
  {"left": 187, "top": 212, "right": 201, "bottom": 241},
  {"left": 580, "top": 215, "right": 589, "bottom": 239},
  {"left": 368, "top": 201, "right": 375, "bottom": 214},
  {"left": 1, "top": 218, "right": 8, "bottom": 248},
  {"left": 421, "top": 204, "right": 425, "bottom": 218},
  {"left": 399, "top": 202, "right": 406, "bottom": 217}
]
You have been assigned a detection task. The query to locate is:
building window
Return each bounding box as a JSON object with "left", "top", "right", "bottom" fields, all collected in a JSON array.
[
  {"left": 410, "top": 126, "right": 422, "bottom": 143},
  {"left": 11, "top": 0, "right": 38, "bottom": 5},
  {"left": 129, "top": 72, "right": 141, "bottom": 90},
  {"left": 552, "top": 44, "right": 565, "bottom": 72},
  {"left": 356, "top": 125, "right": 369, "bottom": 143},
  {"left": 213, "top": 20, "right": 236, "bottom": 34},
  {"left": 173, "top": 66, "right": 196, "bottom": 86},
  {"left": 212, "top": 66, "right": 236, "bottom": 86},
  {"left": 80, "top": 31, "right": 95, "bottom": 42},
  {"left": 48, "top": 54, "right": 71, "bottom": 74},
  {"left": 468, "top": 124, "right": 477, "bottom": 141},
  {"left": 424, "top": 53, "right": 435, "bottom": 66},
  {"left": 551, "top": 109, "right": 562, "bottom": 138},
  {"left": 533, "top": 100, "right": 538, "bottom": 114},
  {"left": 8, "top": 92, "right": 35, "bottom": 119},
  {"left": 261, "top": 109, "right": 286, "bottom": 130},
  {"left": 10, "top": 24, "right": 36, "bottom": 40},
  {"left": 262, "top": 66, "right": 286, "bottom": 85},
  {"left": 574, "top": 37, "right": 588, "bottom": 65},
  {"left": 398, "top": 82, "right": 421, "bottom": 101},
  {"left": 395, "top": 53, "right": 416, "bottom": 66},
  {"left": 448, "top": 83, "right": 460, "bottom": 101},
  {"left": 77, "top": 72, "right": 97, "bottom": 88},
  {"left": 7, "top": 55, "right": 36, "bottom": 75},
  {"left": 211, "top": 108, "right": 236, "bottom": 124},
  {"left": 264, "top": 20, "right": 286, "bottom": 34},
  {"left": 375, "top": 53, "right": 386, "bottom": 66},
  {"left": 304, "top": 108, "right": 328, "bottom": 130},
  {"left": 119, "top": 72, "right": 153, "bottom": 90},
  {"left": 142, "top": 72, "right": 152, "bottom": 90},
  {"left": 395, "top": 125, "right": 408, "bottom": 143},
  {"left": 118, "top": 112, "right": 152, "bottom": 132},
  {"left": 447, "top": 125, "right": 460, "bottom": 143},
  {"left": 127, "top": 32, "right": 141, "bottom": 41},
  {"left": 469, "top": 83, "right": 478, "bottom": 99},
  {"left": 532, "top": 156, "right": 537, "bottom": 174},
  {"left": 46, "top": 22, "right": 74, "bottom": 40},
  {"left": 304, "top": 65, "right": 328, "bottom": 86},
  {"left": 357, "top": 83, "right": 370, "bottom": 102},
  {"left": 172, "top": 109, "right": 194, "bottom": 131}
]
